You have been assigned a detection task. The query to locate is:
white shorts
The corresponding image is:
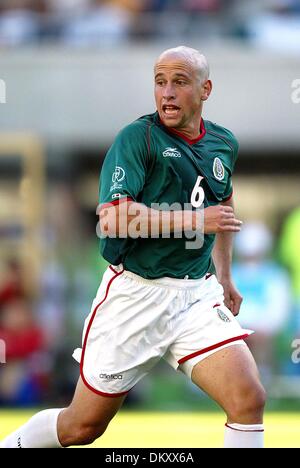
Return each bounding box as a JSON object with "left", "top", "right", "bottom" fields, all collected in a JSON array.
[{"left": 73, "top": 265, "right": 252, "bottom": 397}]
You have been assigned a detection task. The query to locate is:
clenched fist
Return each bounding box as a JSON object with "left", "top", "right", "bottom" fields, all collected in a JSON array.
[{"left": 204, "top": 205, "right": 242, "bottom": 234}]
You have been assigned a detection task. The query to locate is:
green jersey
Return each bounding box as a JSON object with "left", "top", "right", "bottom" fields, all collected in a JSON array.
[{"left": 99, "top": 112, "right": 238, "bottom": 279}]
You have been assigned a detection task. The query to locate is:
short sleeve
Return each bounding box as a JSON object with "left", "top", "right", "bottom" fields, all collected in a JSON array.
[
  {"left": 223, "top": 178, "right": 234, "bottom": 202},
  {"left": 222, "top": 134, "right": 239, "bottom": 202},
  {"left": 99, "top": 121, "right": 149, "bottom": 207}
]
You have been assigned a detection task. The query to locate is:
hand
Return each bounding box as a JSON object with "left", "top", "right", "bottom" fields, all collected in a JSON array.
[
  {"left": 219, "top": 278, "right": 243, "bottom": 316},
  {"left": 204, "top": 205, "right": 242, "bottom": 234}
]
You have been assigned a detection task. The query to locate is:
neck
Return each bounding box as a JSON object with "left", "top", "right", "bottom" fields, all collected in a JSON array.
[
  {"left": 177, "top": 120, "right": 202, "bottom": 140},
  {"left": 165, "top": 117, "right": 206, "bottom": 145},
  {"left": 175, "top": 105, "right": 203, "bottom": 139}
]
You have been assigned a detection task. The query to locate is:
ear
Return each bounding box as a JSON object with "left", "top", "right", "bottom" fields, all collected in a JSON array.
[{"left": 201, "top": 80, "right": 212, "bottom": 101}]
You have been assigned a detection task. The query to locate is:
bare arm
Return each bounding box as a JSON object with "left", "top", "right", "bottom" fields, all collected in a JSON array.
[
  {"left": 99, "top": 200, "right": 243, "bottom": 238},
  {"left": 212, "top": 197, "right": 243, "bottom": 316},
  {"left": 99, "top": 201, "right": 198, "bottom": 237}
]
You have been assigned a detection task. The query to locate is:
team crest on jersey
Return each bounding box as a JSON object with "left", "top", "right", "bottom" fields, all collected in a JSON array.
[
  {"left": 163, "top": 147, "right": 182, "bottom": 158},
  {"left": 217, "top": 309, "right": 231, "bottom": 322},
  {"left": 213, "top": 157, "right": 225, "bottom": 181}
]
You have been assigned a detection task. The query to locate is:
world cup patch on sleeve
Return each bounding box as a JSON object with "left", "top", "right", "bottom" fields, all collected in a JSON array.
[{"left": 110, "top": 166, "right": 126, "bottom": 192}]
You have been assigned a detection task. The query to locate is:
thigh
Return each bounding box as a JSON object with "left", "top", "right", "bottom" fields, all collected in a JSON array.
[
  {"left": 165, "top": 277, "right": 252, "bottom": 378},
  {"left": 191, "top": 344, "right": 262, "bottom": 411},
  {"left": 61, "top": 377, "right": 126, "bottom": 428},
  {"left": 76, "top": 268, "right": 176, "bottom": 396}
]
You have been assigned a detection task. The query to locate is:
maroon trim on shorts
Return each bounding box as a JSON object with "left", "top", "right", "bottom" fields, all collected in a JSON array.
[
  {"left": 178, "top": 334, "right": 250, "bottom": 365},
  {"left": 80, "top": 267, "right": 130, "bottom": 398},
  {"left": 81, "top": 379, "right": 130, "bottom": 398},
  {"left": 109, "top": 265, "right": 122, "bottom": 275}
]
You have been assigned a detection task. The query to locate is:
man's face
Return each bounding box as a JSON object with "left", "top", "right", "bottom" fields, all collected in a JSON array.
[{"left": 154, "top": 54, "right": 209, "bottom": 133}]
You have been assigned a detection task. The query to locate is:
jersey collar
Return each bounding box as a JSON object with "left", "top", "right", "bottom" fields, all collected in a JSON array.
[{"left": 158, "top": 113, "right": 206, "bottom": 145}]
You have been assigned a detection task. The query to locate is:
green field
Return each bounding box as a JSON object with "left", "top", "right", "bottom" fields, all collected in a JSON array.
[{"left": 1, "top": 411, "right": 300, "bottom": 448}]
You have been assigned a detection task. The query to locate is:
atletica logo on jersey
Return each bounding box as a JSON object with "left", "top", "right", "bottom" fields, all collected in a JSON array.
[
  {"left": 163, "top": 147, "right": 182, "bottom": 158},
  {"left": 213, "top": 157, "right": 225, "bottom": 181},
  {"left": 110, "top": 166, "right": 125, "bottom": 192}
]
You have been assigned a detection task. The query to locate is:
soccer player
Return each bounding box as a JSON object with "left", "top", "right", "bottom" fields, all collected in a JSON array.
[{"left": 1, "top": 46, "right": 266, "bottom": 449}]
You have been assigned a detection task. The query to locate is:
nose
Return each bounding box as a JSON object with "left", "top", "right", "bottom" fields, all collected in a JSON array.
[{"left": 163, "top": 82, "right": 175, "bottom": 100}]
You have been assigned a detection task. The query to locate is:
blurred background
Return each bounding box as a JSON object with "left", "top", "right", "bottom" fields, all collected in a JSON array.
[{"left": 0, "top": 0, "right": 300, "bottom": 417}]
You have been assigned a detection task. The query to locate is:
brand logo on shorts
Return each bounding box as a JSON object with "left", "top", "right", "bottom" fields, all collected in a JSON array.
[
  {"left": 217, "top": 309, "right": 231, "bottom": 322},
  {"left": 100, "top": 373, "right": 123, "bottom": 380},
  {"left": 213, "top": 157, "right": 225, "bottom": 181},
  {"left": 163, "top": 147, "right": 182, "bottom": 158}
]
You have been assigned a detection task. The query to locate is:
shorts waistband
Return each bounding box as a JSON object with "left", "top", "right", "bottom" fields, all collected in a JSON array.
[{"left": 110, "top": 265, "right": 211, "bottom": 290}]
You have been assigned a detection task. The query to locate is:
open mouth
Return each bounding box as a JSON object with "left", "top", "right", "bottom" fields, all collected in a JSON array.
[{"left": 162, "top": 105, "right": 181, "bottom": 117}]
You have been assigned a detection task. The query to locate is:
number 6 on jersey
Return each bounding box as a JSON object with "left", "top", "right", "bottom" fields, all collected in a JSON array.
[{"left": 191, "top": 176, "right": 205, "bottom": 208}]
